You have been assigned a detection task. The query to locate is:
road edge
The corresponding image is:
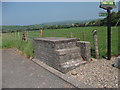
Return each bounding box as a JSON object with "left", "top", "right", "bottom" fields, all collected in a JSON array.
[{"left": 32, "top": 58, "right": 93, "bottom": 88}]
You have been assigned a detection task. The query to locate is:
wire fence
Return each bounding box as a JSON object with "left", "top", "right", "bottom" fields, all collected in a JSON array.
[{"left": 7, "top": 26, "right": 119, "bottom": 58}]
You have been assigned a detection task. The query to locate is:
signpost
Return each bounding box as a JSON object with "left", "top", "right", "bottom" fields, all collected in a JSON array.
[
  {"left": 99, "top": 12, "right": 108, "bottom": 17},
  {"left": 100, "top": 0, "right": 116, "bottom": 9},
  {"left": 100, "top": 0, "right": 116, "bottom": 60}
]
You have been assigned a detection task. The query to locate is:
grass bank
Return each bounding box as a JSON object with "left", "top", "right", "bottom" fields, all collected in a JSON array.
[{"left": 1, "top": 34, "right": 34, "bottom": 58}]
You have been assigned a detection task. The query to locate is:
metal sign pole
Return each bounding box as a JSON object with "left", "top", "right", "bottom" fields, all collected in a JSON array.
[
  {"left": 99, "top": 0, "right": 116, "bottom": 60},
  {"left": 107, "top": 8, "right": 111, "bottom": 60}
]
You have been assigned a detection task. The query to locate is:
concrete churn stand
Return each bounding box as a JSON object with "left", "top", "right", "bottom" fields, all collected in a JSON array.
[{"left": 34, "top": 37, "right": 90, "bottom": 73}]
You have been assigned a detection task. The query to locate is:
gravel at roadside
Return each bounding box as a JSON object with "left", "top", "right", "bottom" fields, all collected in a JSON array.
[{"left": 67, "top": 57, "right": 119, "bottom": 88}]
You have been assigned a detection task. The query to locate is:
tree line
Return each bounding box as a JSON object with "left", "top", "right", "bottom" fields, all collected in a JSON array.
[{"left": 1, "top": 11, "right": 120, "bottom": 33}]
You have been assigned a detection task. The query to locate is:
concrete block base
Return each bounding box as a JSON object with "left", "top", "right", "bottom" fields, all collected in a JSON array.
[{"left": 34, "top": 37, "right": 90, "bottom": 73}]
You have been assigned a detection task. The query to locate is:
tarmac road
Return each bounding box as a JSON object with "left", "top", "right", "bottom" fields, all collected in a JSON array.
[{"left": 2, "top": 49, "right": 75, "bottom": 88}]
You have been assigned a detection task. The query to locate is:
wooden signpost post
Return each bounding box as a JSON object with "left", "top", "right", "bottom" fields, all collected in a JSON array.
[{"left": 100, "top": 0, "right": 116, "bottom": 60}]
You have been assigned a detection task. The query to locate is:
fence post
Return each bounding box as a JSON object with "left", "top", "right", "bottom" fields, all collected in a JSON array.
[
  {"left": 40, "top": 29, "right": 43, "bottom": 37},
  {"left": 82, "top": 31, "right": 85, "bottom": 41},
  {"left": 18, "top": 31, "right": 20, "bottom": 39},
  {"left": 14, "top": 32, "right": 16, "bottom": 38},
  {"left": 22, "top": 31, "right": 27, "bottom": 41},
  {"left": 26, "top": 31, "right": 29, "bottom": 41},
  {"left": 92, "top": 30, "right": 99, "bottom": 59},
  {"left": 71, "top": 32, "right": 73, "bottom": 38}
]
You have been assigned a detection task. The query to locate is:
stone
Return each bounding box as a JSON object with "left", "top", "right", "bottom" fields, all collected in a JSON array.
[
  {"left": 113, "top": 56, "right": 120, "bottom": 69},
  {"left": 91, "top": 58, "right": 97, "bottom": 61},
  {"left": 29, "top": 57, "right": 33, "bottom": 60},
  {"left": 71, "top": 70, "right": 78, "bottom": 76}
]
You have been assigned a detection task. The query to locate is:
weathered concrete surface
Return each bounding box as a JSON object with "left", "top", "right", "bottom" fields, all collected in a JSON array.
[
  {"left": 2, "top": 49, "right": 75, "bottom": 88},
  {"left": 77, "top": 41, "right": 91, "bottom": 61},
  {"left": 34, "top": 37, "right": 85, "bottom": 73}
]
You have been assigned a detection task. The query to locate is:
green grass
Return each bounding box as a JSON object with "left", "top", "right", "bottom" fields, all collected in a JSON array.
[
  {"left": 1, "top": 34, "right": 34, "bottom": 57},
  {"left": 2, "top": 26, "right": 119, "bottom": 58}
]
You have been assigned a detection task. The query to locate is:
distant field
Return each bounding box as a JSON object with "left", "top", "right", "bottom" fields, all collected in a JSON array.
[{"left": 2, "top": 26, "right": 119, "bottom": 58}]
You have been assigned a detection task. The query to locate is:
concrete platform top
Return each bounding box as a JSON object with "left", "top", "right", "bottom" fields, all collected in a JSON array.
[
  {"left": 77, "top": 41, "right": 90, "bottom": 44},
  {"left": 34, "top": 37, "right": 79, "bottom": 42}
]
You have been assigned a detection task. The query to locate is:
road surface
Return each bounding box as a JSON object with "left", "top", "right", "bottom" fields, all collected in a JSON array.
[{"left": 2, "top": 49, "right": 75, "bottom": 88}]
